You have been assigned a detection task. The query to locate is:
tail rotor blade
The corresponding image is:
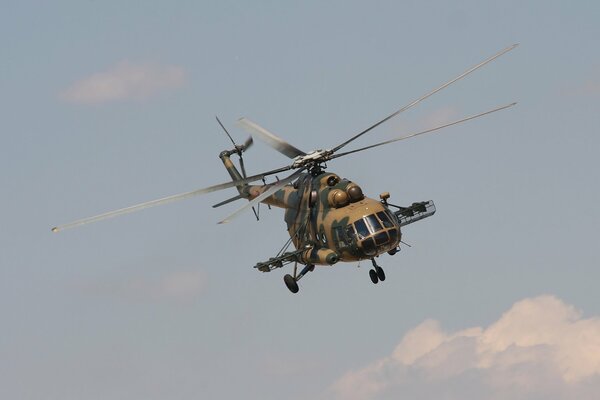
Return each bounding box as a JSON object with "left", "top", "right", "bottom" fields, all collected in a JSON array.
[
  {"left": 242, "top": 135, "right": 254, "bottom": 151},
  {"left": 216, "top": 115, "right": 237, "bottom": 147},
  {"left": 239, "top": 155, "right": 248, "bottom": 179},
  {"left": 238, "top": 154, "right": 260, "bottom": 219}
]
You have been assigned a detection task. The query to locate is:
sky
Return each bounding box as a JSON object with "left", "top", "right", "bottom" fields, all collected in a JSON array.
[{"left": 1, "top": 1, "right": 600, "bottom": 399}]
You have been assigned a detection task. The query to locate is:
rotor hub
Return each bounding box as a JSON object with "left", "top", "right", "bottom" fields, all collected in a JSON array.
[{"left": 291, "top": 149, "right": 331, "bottom": 168}]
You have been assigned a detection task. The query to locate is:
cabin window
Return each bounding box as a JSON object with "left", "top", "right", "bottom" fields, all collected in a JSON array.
[{"left": 334, "top": 226, "right": 354, "bottom": 249}]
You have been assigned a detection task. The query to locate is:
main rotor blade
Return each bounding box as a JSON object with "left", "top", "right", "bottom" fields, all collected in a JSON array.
[
  {"left": 212, "top": 194, "right": 243, "bottom": 208},
  {"left": 51, "top": 164, "right": 294, "bottom": 232},
  {"left": 237, "top": 117, "right": 306, "bottom": 159},
  {"left": 329, "top": 102, "right": 517, "bottom": 160},
  {"left": 218, "top": 168, "right": 305, "bottom": 224},
  {"left": 330, "top": 44, "right": 519, "bottom": 154}
]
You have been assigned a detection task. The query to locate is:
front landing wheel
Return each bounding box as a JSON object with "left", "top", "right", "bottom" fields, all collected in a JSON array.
[
  {"left": 369, "top": 269, "right": 379, "bottom": 284},
  {"left": 284, "top": 274, "right": 299, "bottom": 293},
  {"left": 375, "top": 266, "right": 386, "bottom": 282}
]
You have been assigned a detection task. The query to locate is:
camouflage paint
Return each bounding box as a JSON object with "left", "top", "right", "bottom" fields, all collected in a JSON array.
[{"left": 220, "top": 151, "right": 402, "bottom": 267}]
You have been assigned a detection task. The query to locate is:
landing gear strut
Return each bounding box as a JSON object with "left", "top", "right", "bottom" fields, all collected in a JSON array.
[
  {"left": 369, "top": 258, "right": 385, "bottom": 284},
  {"left": 284, "top": 263, "right": 314, "bottom": 294}
]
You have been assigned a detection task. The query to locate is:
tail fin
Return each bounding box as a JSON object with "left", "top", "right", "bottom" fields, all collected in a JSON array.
[{"left": 219, "top": 149, "right": 248, "bottom": 196}]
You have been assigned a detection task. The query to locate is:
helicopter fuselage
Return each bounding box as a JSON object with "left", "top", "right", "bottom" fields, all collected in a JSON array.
[{"left": 221, "top": 152, "right": 401, "bottom": 266}]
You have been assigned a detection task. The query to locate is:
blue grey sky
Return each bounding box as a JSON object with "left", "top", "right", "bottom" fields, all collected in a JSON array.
[{"left": 2, "top": 1, "right": 600, "bottom": 399}]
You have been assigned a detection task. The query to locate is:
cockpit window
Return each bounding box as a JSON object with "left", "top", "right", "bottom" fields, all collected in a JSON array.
[
  {"left": 362, "top": 238, "right": 376, "bottom": 256},
  {"left": 377, "top": 211, "right": 394, "bottom": 228},
  {"left": 386, "top": 210, "right": 398, "bottom": 225},
  {"left": 354, "top": 219, "right": 370, "bottom": 239},
  {"left": 365, "top": 214, "right": 383, "bottom": 233}
]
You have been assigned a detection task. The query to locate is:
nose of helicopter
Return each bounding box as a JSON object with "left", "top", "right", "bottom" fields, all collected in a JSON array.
[
  {"left": 358, "top": 228, "right": 399, "bottom": 256},
  {"left": 349, "top": 210, "right": 401, "bottom": 256}
]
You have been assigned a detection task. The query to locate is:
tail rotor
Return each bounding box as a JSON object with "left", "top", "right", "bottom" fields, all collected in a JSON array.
[
  {"left": 216, "top": 116, "right": 253, "bottom": 171},
  {"left": 215, "top": 116, "right": 260, "bottom": 219}
]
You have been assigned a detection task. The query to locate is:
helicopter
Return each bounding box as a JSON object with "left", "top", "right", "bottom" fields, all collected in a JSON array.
[{"left": 52, "top": 44, "right": 517, "bottom": 293}]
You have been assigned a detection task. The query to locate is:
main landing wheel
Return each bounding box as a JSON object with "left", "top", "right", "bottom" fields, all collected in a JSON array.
[
  {"left": 375, "top": 266, "right": 386, "bottom": 282},
  {"left": 369, "top": 269, "right": 379, "bottom": 284},
  {"left": 284, "top": 274, "right": 299, "bottom": 294}
]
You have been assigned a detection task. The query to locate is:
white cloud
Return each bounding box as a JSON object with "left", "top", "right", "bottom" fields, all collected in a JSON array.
[
  {"left": 330, "top": 296, "right": 600, "bottom": 400},
  {"left": 61, "top": 61, "right": 185, "bottom": 103}
]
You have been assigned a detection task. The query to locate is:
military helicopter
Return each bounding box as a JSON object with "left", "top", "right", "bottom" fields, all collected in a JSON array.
[{"left": 52, "top": 44, "right": 517, "bottom": 293}]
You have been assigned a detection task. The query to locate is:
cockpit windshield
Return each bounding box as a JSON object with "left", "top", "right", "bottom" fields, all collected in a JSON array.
[
  {"left": 377, "top": 211, "right": 395, "bottom": 228},
  {"left": 349, "top": 212, "right": 400, "bottom": 254},
  {"left": 365, "top": 214, "right": 382, "bottom": 233}
]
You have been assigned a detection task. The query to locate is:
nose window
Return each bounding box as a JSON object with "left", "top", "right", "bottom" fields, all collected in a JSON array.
[
  {"left": 374, "top": 232, "right": 389, "bottom": 246},
  {"left": 362, "top": 238, "right": 376, "bottom": 256},
  {"left": 352, "top": 212, "right": 399, "bottom": 250}
]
